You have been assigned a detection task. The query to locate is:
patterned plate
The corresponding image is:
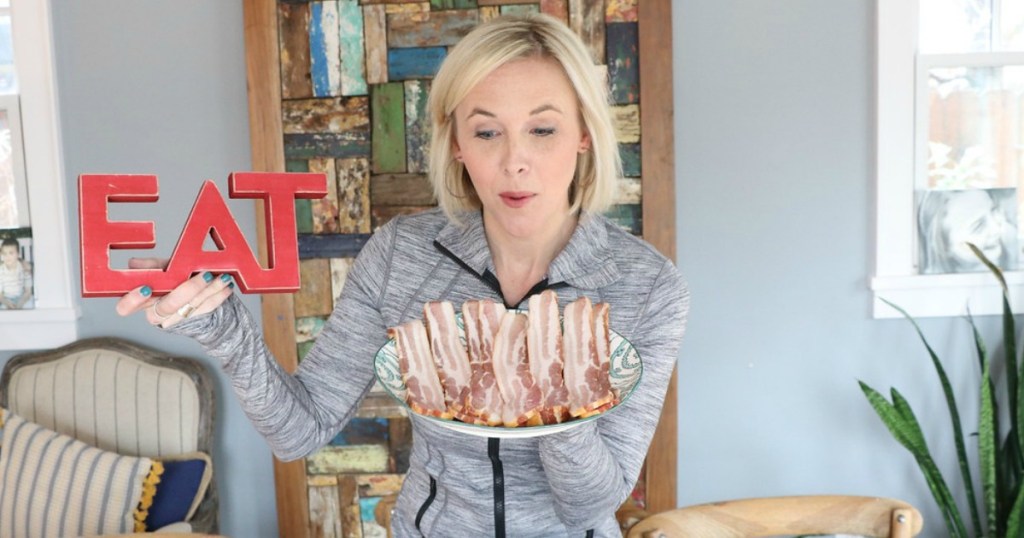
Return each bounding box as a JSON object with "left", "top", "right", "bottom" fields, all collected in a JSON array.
[{"left": 374, "top": 316, "right": 643, "bottom": 439}]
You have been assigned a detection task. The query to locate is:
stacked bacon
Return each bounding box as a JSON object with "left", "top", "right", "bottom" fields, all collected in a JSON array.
[{"left": 387, "top": 291, "right": 619, "bottom": 427}]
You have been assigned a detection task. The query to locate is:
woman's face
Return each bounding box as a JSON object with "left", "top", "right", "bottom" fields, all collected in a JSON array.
[
  {"left": 943, "top": 190, "right": 1009, "bottom": 268},
  {"left": 452, "top": 56, "right": 589, "bottom": 239},
  {"left": 0, "top": 246, "right": 18, "bottom": 269}
]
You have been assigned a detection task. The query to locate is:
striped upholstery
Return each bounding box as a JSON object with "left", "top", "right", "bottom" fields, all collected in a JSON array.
[
  {"left": 0, "top": 408, "right": 154, "bottom": 537},
  {"left": 4, "top": 348, "right": 201, "bottom": 457},
  {"left": 0, "top": 338, "right": 220, "bottom": 534}
]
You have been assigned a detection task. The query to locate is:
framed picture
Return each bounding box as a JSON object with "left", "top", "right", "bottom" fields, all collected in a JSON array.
[
  {"left": 0, "top": 226, "right": 33, "bottom": 310},
  {"left": 917, "top": 187, "right": 1019, "bottom": 274}
]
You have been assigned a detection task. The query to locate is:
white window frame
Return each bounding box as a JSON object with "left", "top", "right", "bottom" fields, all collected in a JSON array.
[
  {"left": 872, "top": 0, "right": 1024, "bottom": 318},
  {"left": 0, "top": 0, "right": 78, "bottom": 348}
]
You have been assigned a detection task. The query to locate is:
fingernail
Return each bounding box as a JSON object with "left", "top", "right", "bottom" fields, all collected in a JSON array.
[
  {"left": 228, "top": 282, "right": 235, "bottom": 289},
  {"left": 220, "top": 273, "right": 233, "bottom": 283},
  {"left": 140, "top": 286, "right": 152, "bottom": 297},
  {"left": 202, "top": 271, "right": 214, "bottom": 282}
]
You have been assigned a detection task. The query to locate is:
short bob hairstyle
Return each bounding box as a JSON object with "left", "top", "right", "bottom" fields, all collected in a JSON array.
[{"left": 427, "top": 13, "right": 620, "bottom": 222}]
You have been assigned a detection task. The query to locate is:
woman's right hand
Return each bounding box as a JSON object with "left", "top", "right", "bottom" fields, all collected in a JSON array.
[{"left": 114, "top": 257, "right": 235, "bottom": 329}]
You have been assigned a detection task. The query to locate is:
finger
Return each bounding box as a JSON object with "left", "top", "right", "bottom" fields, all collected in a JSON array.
[
  {"left": 127, "top": 257, "right": 169, "bottom": 270},
  {"left": 116, "top": 285, "right": 156, "bottom": 317},
  {"left": 185, "top": 274, "right": 236, "bottom": 318},
  {"left": 154, "top": 272, "right": 234, "bottom": 328}
]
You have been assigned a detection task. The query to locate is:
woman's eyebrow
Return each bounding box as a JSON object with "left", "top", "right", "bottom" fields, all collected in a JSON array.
[
  {"left": 465, "top": 104, "right": 563, "bottom": 120},
  {"left": 530, "top": 104, "right": 563, "bottom": 115}
]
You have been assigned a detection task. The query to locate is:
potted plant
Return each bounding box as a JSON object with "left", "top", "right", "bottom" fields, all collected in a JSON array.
[{"left": 861, "top": 244, "right": 1024, "bottom": 537}]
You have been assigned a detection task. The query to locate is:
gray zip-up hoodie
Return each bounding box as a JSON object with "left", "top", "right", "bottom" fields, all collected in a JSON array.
[{"left": 171, "top": 208, "right": 689, "bottom": 537}]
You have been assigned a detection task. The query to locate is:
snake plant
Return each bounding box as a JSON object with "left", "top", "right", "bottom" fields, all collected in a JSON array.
[{"left": 861, "top": 244, "right": 1024, "bottom": 538}]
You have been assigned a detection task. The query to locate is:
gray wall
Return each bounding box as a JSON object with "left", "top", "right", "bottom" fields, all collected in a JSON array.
[{"left": 0, "top": 1, "right": 995, "bottom": 537}]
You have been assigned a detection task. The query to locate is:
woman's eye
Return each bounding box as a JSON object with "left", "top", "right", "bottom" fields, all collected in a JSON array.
[
  {"left": 474, "top": 130, "right": 498, "bottom": 140},
  {"left": 532, "top": 127, "right": 556, "bottom": 137}
]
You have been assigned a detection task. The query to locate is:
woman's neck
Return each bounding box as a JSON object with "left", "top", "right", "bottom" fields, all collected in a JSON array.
[{"left": 483, "top": 210, "right": 578, "bottom": 306}]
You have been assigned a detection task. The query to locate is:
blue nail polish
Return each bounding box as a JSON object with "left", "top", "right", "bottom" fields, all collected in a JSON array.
[
  {"left": 228, "top": 282, "right": 235, "bottom": 289},
  {"left": 220, "top": 273, "right": 232, "bottom": 283},
  {"left": 202, "top": 271, "right": 214, "bottom": 282},
  {"left": 140, "top": 286, "right": 152, "bottom": 297}
]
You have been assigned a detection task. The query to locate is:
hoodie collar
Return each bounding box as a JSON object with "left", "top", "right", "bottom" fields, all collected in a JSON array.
[{"left": 433, "top": 210, "right": 621, "bottom": 290}]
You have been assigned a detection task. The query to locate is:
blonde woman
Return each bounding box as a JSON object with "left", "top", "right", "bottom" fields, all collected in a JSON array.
[{"left": 118, "top": 14, "right": 688, "bottom": 537}]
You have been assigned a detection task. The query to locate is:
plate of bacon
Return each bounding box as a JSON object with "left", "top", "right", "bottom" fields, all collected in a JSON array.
[{"left": 374, "top": 291, "right": 643, "bottom": 439}]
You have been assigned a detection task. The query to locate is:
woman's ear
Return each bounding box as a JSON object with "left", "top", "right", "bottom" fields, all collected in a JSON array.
[{"left": 578, "top": 132, "right": 592, "bottom": 153}]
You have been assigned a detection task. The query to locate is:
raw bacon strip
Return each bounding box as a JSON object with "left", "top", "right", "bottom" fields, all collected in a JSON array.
[
  {"left": 562, "top": 297, "right": 616, "bottom": 417},
  {"left": 389, "top": 320, "right": 452, "bottom": 420},
  {"left": 459, "top": 299, "right": 507, "bottom": 426},
  {"left": 423, "top": 301, "right": 474, "bottom": 411},
  {"left": 527, "top": 290, "right": 571, "bottom": 424},
  {"left": 492, "top": 312, "right": 542, "bottom": 427}
]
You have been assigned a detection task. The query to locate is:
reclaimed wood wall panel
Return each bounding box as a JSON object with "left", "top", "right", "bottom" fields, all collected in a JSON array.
[{"left": 244, "top": 1, "right": 677, "bottom": 534}]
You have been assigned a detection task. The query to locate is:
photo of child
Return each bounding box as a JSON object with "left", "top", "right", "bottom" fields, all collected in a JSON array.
[
  {"left": 917, "top": 187, "right": 1019, "bottom": 274},
  {"left": 0, "top": 235, "right": 33, "bottom": 309}
]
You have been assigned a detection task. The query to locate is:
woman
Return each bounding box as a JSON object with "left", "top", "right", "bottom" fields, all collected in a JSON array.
[
  {"left": 118, "top": 14, "right": 689, "bottom": 537},
  {"left": 917, "top": 188, "right": 1018, "bottom": 274}
]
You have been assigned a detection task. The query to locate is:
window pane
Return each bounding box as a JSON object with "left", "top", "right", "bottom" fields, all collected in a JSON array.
[
  {"left": 918, "top": 65, "right": 1024, "bottom": 274},
  {"left": 0, "top": 15, "right": 14, "bottom": 94},
  {"left": 0, "top": 108, "right": 20, "bottom": 228},
  {"left": 920, "top": 0, "right": 1024, "bottom": 53}
]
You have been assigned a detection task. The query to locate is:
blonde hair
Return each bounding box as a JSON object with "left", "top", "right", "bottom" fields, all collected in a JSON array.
[{"left": 427, "top": 13, "right": 620, "bottom": 222}]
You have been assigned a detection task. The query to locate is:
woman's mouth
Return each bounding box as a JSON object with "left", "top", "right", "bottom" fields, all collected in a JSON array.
[{"left": 499, "top": 192, "right": 535, "bottom": 208}]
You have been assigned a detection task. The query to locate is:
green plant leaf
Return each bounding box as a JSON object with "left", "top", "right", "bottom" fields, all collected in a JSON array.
[
  {"left": 969, "top": 310, "right": 995, "bottom": 536},
  {"left": 882, "top": 297, "right": 977, "bottom": 535},
  {"left": 982, "top": 350, "right": 999, "bottom": 536},
  {"left": 860, "top": 381, "right": 969, "bottom": 537},
  {"left": 1006, "top": 484, "right": 1024, "bottom": 538}
]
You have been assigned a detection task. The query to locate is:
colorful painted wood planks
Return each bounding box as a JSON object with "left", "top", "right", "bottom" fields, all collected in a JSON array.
[
  {"left": 619, "top": 142, "right": 641, "bottom": 177},
  {"left": 606, "top": 0, "right": 638, "bottom": 22},
  {"left": 370, "top": 173, "right": 435, "bottom": 206},
  {"left": 371, "top": 82, "right": 407, "bottom": 173},
  {"left": 540, "top": 0, "right": 569, "bottom": 23},
  {"left": 310, "top": 1, "right": 342, "bottom": 97},
  {"left": 298, "top": 233, "right": 372, "bottom": 259},
  {"left": 279, "top": 2, "right": 313, "bottom": 99},
  {"left": 607, "top": 22, "right": 638, "bottom": 104},
  {"left": 404, "top": 80, "right": 432, "bottom": 173},
  {"left": 569, "top": 0, "right": 605, "bottom": 63},
  {"left": 387, "top": 10, "right": 480, "bottom": 47},
  {"left": 338, "top": 0, "right": 369, "bottom": 95},
  {"left": 363, "top": 4, "right": 389, "bottom": 84},
  {"left": 387, "top": 46, "right": 447, "bottom": 80}
]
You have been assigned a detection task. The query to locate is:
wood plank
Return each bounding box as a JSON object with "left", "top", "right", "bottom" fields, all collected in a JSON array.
[
  {"left": 308, "top": 485, "right": 343, "bottom": 538},
  {"left": 385, "top": 2, "right": 431, "bottom": 13},
  {"left": 287, "top": 159, "right": 315, "bottom": 233},
  {"left": 611, "top": 104, "right": 640, "bottom": 143},
  {"left": 295, "top": 315, "right": 327, "bottom": 343},
  {"left": 370, "top": 173, "right": 435, "bottom": 205},
  {"left": 539, "top": 0, "right": 568, "bottom": 23},
  {"left": 279, "top": 2, "right": 313, "bottom": 99},
  {"left": 404, "top": 80, "right": 431, "bottom": 173},
  {"left": 338, "top": 476, "right": 362, "bottom": 538},
  {"left": 371, "top": 205, "right": 433, "bottom": 231},
  {"left": 329, "top": 417, "right": 389, "bottom": 446},
  {"left": 387, "top": 46, "right": 447, "bottom": 80},
  {"left": 242, "top": 2, "right": 309, "bottom": 537},
  {"left": 358, "top": 497, "right": 388, "bottom": 537},
  {"left": 430, "top": 0, "right": 453, "bottom": 9},
  {"left": 478, "top": 6, "right": 500, "bottom": 22},
  {"left": 283, "top": 96, "right": 371, "bottom": 134},
  {"left": 330, "top": 257, "right": 356, "bottom": 305},
  {"left": 606, "top": 22, "right": 639, "bottom": 104},
  {"left": 310, "top": 1, "right": 342, "bottom": 97},
  {"left": 295, "top": 258, "right": 335, "bottom": 317},
  {"left": 639, "top": 0, "right": 677, "bottom": 514},
  {"left": 388, "top": 417, "right": 413, "bottom": 473},
  {"left": 603, "top": 203, "right": 641, "bottom": 235},
  {"left": 308, "top": 475, "right": 339, "bottom": 487},
  {"left": 619, "top": 142, "right": 640, "bottom": 177},
  {"left": 307, "top": 445, "right": 390, "bottom": 474},
  {"left": 500, "top": 4, "right": 538, "bottom": 15},
  {"left": 371, "top": 82, "right": 408, "bottom": 173},
  {"left": 453, "top": 0, "right": 479, "bottom": 8},
  {"left": 363, "top": 4, "right": 389, "bottom": 84},
  {"left": 338, "top": 0, "right": 369, "bottom": 96},
  {"left": 387, "top": 10, "right": 479, "bottom": 48},
  {"left": 299, "top": 233, "right": 372, "bottom": 259},
  {"left": 309, "top": 158, "right": 341, "bottom": 233},
  {"left": 477, "top": 0, "right": 527, "bottom": 5},
  {"left": 336, "top": 157, "right": 372, "bottom": 233},
  {"left": 361, "top": 0, "right": 418, "bottom": 4},
  {"left": 355, "top": 474, "right": 405, "bottom": 497},
  {"left": 568, "top": 0, "right": 604, "bottom": 63},
  {"left": 615, "top": 176, "right": 641, "bottom": 204},
  {"left": 606, "top": 0, "right": 637, "bottom": 22},
  {"left": 285, "top": 132, "right": 372, "bottom": 159},
  {"left": 354, "top": 392, "right": 410, "bottom": 419}
]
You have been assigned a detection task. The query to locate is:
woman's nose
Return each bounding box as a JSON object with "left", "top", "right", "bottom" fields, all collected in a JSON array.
[{"left": 501, "top": 136, "right": 529, "bottom": 176}]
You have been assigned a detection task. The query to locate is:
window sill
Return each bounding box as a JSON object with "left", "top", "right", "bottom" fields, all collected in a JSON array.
[
  {"left": 0, "top": 307, "right": 80, "bottom": 350},
  {"left": 871, "top": 273, "right": 1024, "bottom": 318}
]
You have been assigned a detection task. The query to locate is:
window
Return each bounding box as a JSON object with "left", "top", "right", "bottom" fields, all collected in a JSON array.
[
  {"left": 0, "top": 0, "right": 77, "bottom": 348},
  {"left": 873, "top": 0, "right": 1024, "bottom": 318}
]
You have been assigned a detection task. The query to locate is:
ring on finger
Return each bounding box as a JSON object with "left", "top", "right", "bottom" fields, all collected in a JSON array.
[
  {"left": 176, "top": 302, "right": 198, "bottom": 318},
  {"left": 150, "top": 298, "right": 173, "bottom": 322}
]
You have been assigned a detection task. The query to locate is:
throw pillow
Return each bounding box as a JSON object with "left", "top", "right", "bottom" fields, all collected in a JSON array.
[
  {"left": 0, "top": 407, "right": 160, "bottom": 537},
  {"left": 144, "top": 451, "right": 213, "bottom": 530}
]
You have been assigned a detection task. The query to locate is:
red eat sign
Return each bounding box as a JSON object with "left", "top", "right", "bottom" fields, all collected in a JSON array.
[{"left": 78, "top": 173, "right": 327, "bottom": 297}]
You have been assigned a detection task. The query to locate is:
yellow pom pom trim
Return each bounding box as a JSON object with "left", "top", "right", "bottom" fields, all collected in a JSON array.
[{"left": 134, "top": 460, "right": 164, "bottom": 532}]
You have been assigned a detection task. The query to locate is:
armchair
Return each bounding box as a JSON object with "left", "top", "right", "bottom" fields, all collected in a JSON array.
[{"left": 0, "top": 337, "right": 219, "bottom": 535}]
